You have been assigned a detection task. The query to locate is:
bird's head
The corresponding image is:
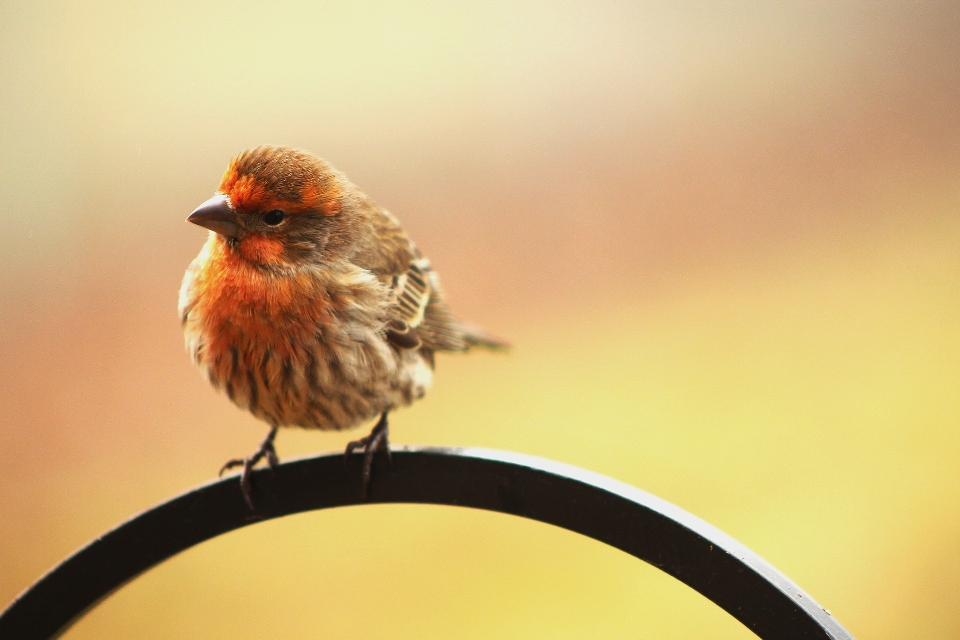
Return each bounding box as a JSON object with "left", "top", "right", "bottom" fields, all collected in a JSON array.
[{"left": 188, "top": 145, "right": 359, "bottom": 268}]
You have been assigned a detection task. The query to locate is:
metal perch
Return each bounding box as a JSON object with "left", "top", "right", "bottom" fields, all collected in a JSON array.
[{"left": 0, "top": 447, "right": 854, "bottom": 639}]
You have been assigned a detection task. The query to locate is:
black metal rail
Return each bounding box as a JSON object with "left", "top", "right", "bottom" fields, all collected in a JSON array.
[{"left": 0, "top": 447, "right": 854, "bottom": 639}]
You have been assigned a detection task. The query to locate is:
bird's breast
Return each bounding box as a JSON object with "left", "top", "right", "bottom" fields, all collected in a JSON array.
[
  {"left": 180, "top": 235, "right": 417, "bottom": 429},
  {"left": 184, "top": 239, "right": 334, "bottom": 359}
]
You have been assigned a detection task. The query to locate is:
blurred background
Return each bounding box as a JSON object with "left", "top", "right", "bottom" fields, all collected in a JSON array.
[{"left": 2, "top": 1, "right": 959, "bottom": 638}]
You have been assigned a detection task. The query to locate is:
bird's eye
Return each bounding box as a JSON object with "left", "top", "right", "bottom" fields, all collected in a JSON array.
[{"left": 262, "top": 210, "right": 286, "bottom": 226}]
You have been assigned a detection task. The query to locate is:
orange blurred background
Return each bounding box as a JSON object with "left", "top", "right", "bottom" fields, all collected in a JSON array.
[{"left": 2, "top": 2, "right": 959, "bottom": 638}]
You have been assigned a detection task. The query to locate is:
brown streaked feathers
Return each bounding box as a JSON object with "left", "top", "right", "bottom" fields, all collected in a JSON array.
[{"left": 180, "top": 145, "right": 507, "bottom": 437}]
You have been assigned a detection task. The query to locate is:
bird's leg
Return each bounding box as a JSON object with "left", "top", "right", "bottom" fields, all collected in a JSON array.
[
  {"left": 220, "top": 425, "right": 279, "bottom": 510},
  {"left": 343, "top": 412, "right": 392, "bottom": 499}
]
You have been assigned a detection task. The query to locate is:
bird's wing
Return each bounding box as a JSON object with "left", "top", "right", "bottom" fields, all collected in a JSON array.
[
  {"left": 383, "top": 257, "right": 430, "bottom": 349},
  {"left": 350, "top": 205, "right": 417, "bottom": 277},
  {"left": 399, "top": 259, "right": 468, "bottom": 352},
  {"left": 377, "top": 252, "right": 464, "bottom": 351},
  {"left": 351, "top": 204, "right": 507, "bottom": 354},
  {"left": 389, "top": 255, "right": 510, "bottom": 353}
]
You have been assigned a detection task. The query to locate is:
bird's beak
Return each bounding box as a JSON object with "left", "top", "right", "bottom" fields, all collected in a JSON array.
[{"left": 187, "top": 194, "right": 240, "bottom": 238}]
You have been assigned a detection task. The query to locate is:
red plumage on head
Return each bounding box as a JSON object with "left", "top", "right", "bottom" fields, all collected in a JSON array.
[{"left": 219, "top": 146, "right": 342, "bottom": 216}]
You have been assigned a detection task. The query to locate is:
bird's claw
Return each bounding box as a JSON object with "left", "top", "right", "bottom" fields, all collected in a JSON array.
[
  {"left": 220, "top": 426, "right": 279, "bottom": 510},
  {"left": 219, "top": 458, "right": 245, "bottom": 476},
  {"left": 344, "top": 413, "right": 391, "bottom": 499}
]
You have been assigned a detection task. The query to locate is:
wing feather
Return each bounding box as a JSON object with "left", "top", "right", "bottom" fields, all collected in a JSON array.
[{"left": 347, "top": 198, "right": 507, "bottom": 354}]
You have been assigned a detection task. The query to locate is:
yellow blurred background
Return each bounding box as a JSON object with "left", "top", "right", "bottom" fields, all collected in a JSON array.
[{"left": 2, "top": 1, "right": 959, "bottom": 638}]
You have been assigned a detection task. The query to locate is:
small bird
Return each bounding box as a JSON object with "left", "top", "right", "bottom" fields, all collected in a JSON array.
[{"left": 179, "top": 145, "right": 507, "bottom": 507}]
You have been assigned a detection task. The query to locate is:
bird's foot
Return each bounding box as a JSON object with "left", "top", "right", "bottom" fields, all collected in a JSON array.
[
  {"left": 220, "top": 426, "right": 279, "bottom": 510},
  {"left": 343, "top": 413, "right": 392, "bottom": 499}
]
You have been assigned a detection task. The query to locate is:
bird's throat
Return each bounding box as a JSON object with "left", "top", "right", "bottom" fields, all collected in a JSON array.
[{"left": 237, "top": 232, "right": 286, "bottom": 266}]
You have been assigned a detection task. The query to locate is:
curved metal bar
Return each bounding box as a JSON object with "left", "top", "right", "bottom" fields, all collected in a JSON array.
[{"left": 0, "top": 447, "right": 854, "bottom": 640}]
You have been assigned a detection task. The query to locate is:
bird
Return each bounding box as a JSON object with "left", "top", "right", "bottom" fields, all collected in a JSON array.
[{"left": 179, "top": 145, "right": 507, "bottom": 508}]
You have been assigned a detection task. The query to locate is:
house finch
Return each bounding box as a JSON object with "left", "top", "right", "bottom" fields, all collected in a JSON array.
[{"left": 180, "top": 145, "right": 507, "bottom": 507}]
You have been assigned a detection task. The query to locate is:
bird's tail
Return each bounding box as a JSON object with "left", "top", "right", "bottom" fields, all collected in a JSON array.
[{"left": 461, "top": 322, "right": 511, "bottom": 352}]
